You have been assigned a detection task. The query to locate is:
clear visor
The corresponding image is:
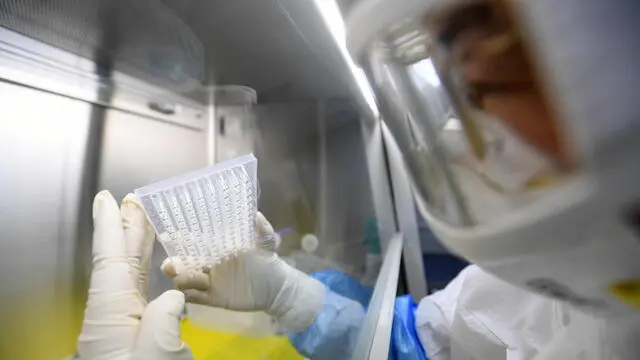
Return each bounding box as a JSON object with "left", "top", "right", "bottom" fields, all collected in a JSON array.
[{"left": 364, "top": 0, "right": 576, "bottom": 226}]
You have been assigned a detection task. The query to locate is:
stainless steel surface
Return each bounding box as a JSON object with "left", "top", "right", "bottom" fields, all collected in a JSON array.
[
  {"left": 382, "top": 122, "right": 427, "bottom": 300},
  {"left": 0, "top": 0, "right": 205, "bottom": 92},
  {"left": 1, "top": 0, "right": 360, "bottom": 101},
  {"left": 0, "top": 27, "right": 207, "bottom": 129},
  {"left": 99, "top": 108, "right": 208, "bottom": 299},
  {"left": 0, "top": 19, "right": 209, "bottom": 306},
  {"left": 0, "top": 78, "right": 91, "bottom": 294},
  {"left": 351, "top": 233, "right": 403, "bottom": 360},
  {"left": 0, "top": 79, "right": 93, "bottom": 359},
  {"left": 337, "top": 0, "right": 362, "bottom": 13},
  {"left": 164, "top": 0, "right": 353, "bottom": 100},
  {"left": 0, "top": 23, "right": 209, "bottom": 358}
]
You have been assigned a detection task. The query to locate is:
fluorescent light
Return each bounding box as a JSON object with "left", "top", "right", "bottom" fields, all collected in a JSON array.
[{"left": 314, "top": 0, "right": 379, "bottom": 118}]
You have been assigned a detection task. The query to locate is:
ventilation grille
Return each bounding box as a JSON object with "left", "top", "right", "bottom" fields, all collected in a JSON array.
[{"left": 0, "top": 0, "right": 204, "bottom": 92}]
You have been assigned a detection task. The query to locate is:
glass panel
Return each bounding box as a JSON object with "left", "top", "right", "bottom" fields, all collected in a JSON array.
[
  {"left": 212, "top": 101, "right": 387, "bottom": 358},
  {"left": 351, "top": 234, "right": 403, "bottom": 360},
  {"left": 251, "top": 103, "right": 380, "bottom": 281}
]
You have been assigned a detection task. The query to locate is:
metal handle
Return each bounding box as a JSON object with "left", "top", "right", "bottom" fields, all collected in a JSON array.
[{"left": 148, "top": 101, "right": 178, "bottom": 115}]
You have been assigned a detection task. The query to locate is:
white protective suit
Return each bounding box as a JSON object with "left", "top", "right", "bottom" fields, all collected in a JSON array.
[{"left": 418, "top": 265, "right": 640, "bottom": 360}]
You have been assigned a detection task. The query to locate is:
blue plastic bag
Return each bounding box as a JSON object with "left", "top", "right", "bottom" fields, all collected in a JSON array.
[
  {"left": 309, "top": 270, "right": 427, "bottom": 359},
  {"left": 311, "top": 269, "right": 373, "bottom": 307},
  {"left": 389, "top": 295, "right": 428, "bottom": 360}
]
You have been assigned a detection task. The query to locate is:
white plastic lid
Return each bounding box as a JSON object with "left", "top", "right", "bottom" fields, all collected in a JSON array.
[{"left": 301, "top": 233, "right": 319, "bottom": 253}]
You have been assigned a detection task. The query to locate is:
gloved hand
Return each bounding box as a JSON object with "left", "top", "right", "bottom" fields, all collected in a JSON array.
[
  {"left": 161, "top": 213, "right": 325, "bottom": 332},
  {"left": 77, "top": 190, "right": 193, "bottom": 360}
]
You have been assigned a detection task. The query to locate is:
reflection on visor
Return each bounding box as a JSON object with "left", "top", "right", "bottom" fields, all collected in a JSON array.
[
  {"left": 423, "top": 0, "right": 575, "bottom": 223},
  {"left": 364, "top": 0, "right": 578, "bottom": 226},
  {"left": 424, "top": 0, "right": 571, "bottom": 170}
]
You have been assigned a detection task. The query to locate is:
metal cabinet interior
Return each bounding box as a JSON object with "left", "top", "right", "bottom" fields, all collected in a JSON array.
[
  {"left": 0, "top": 79, "right": 94, "bottom": 358},
  {"left": 0, "top": 75, "right": 208, "bottom": 360},
  {"left": 99, "top": 108, "right": 208, "bottom": 299},
  {"left": 0, "top": 19, "right": 208, "bottom": 356}
]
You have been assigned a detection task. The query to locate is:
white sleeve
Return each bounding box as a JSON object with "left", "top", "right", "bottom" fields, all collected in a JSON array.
[
  {"left": 414, "top": 265, "right": 565, "bottom": 360},
  {"left": 414, "top": 265, "right": 479, "bottom": 360},
  {"left": 415, "top": 265, "right": 640, "bottom": 360}
]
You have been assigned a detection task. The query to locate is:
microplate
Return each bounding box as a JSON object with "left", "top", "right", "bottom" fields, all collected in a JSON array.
[{"left": 135, "top": 153, "right": 258, "bottom": 270}]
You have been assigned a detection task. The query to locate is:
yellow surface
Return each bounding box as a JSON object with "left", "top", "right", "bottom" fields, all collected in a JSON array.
[
  {"left": 609, "top": 279, "right": 640, "bottom": 309},
  {"left": 0, "top": 286, "right": 303, "bottom": 360},
  {"left": 181, "top": 319, "right": 304, "bottom": 360},
  {"left": 0, "top": 286, "right": 84, "bottom": 360}
]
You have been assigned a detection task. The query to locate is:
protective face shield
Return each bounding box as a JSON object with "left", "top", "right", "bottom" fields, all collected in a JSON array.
[{"left": 346, "top": 0, "right": 640, "bottom": 315}]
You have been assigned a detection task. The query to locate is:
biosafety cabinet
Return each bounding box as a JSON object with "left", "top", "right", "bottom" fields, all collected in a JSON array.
[{"left": 0, "top": 1, "right": 431, "bottom": 359}]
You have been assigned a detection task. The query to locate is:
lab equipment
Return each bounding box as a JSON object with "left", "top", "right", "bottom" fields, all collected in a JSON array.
[
  {"left": 347, "top": 0, "right": 640, "bottom": 315},
  {"left": 77, "top": 191, "right": 193, "bottom": 360},
  {"left": 135, "top": 153, "right": 259, "bottom": 271}
]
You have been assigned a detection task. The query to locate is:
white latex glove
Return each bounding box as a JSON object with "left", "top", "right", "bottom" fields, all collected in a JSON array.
[
  {"left": 161, "top": 212, "right": 325, "bottom": 332},
  {"left": 77, "top": 190, "right": 193, "bottom": 360}
]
